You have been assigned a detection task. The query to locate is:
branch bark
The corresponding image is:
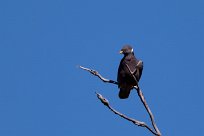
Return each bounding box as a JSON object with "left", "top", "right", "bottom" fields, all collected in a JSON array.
[{"left": 79, "top": 65, "right": 161, "bottom": 136}]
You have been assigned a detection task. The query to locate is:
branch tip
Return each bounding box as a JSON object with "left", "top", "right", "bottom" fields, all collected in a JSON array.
[{"left": 96, "top": 92, "right": 109, "bottom": 106}]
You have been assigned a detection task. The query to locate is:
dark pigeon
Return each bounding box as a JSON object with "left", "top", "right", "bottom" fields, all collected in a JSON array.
[{"left": 117, "top": 45, "right": 143, "bottom": 99}]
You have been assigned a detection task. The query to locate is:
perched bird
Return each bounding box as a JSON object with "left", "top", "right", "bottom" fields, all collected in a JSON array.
[{"left": 117, "top": 45, "right": 143, "bottom": 99}]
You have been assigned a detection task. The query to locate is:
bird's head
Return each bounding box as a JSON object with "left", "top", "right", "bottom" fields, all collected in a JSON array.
[{"left": 119, "top": 45, "right": 134, "bottom": 55}]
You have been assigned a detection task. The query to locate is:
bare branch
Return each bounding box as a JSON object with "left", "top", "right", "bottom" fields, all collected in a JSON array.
[
  {"left": 124, "top": 64, "right": 161, "bottom": 135},
  {"left": 79, "top": 66, "right": 118, "bottom": 85},
  {"left": 134, "top": 86, "right": 161, "bottom": 135},
  {"left": 79, "top": 65, "right": 161, "bottom": 136},
  {"left": 96, "top": 92, "right": 159, "bottom": 136}
]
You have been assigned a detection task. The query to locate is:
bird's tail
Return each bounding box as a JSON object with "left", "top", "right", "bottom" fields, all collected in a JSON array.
[{"left": 118, "top": 88, "right": 131, "bottom": 99}]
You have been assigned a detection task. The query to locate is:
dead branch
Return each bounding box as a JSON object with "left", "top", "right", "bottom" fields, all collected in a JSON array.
[
  {"left": 79, "top": 65, "right": 161, "bottom": 136},
  {"left": 124, "top": 64, "right": 161, "bottom": 135},
  {"left": 134, "top": 86, "right": 161, "bottom": 135},
  {"left": 96, "top": 92, "right": 158, "bottom": 135},
  {"left": 79, "top": 66, "right": 118, "bottom": 85}
]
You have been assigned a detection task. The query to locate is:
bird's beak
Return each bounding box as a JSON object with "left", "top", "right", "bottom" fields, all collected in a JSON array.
[{"left": 119, "top": 50, "right": 123, "bottom": 54}]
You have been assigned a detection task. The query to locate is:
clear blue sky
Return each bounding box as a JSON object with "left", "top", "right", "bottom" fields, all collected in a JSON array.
[{"left": 0, "top": 0, "right": 203, "bottom": 136}]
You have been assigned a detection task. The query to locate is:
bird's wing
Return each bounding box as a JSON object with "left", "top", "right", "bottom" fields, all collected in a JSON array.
[
  {"left": 125, "top": 59, "right": 143, "bottom": 82},
  {"left": 135, "top": 60, "right": 143, "bottom": 81},
  {"left": 125, "top": 55, "right": 138, "bottom": 74}
]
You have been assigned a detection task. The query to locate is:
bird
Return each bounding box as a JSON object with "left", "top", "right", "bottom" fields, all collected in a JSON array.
[{"left": 117, "top": 45, "right": 143, "bottom": 99}]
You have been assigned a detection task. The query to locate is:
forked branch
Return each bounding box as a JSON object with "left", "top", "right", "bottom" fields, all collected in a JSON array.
[{"left": 79, "top": 65, "right": 161, "bottom": 136}]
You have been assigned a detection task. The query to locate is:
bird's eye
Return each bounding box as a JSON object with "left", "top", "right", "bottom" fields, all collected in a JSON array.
[{"left": 131, "top": 48, "right": 134, "bottom": 53}]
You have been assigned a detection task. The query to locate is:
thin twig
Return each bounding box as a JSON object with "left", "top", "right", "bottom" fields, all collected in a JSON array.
[{"left": 79, "top": 65, "right": 161, "bottom": 136}]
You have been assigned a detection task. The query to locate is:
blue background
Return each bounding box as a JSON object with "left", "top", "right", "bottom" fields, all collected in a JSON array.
[{"left": 0, "top": 0, "right": 203, "bottom": 135}]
